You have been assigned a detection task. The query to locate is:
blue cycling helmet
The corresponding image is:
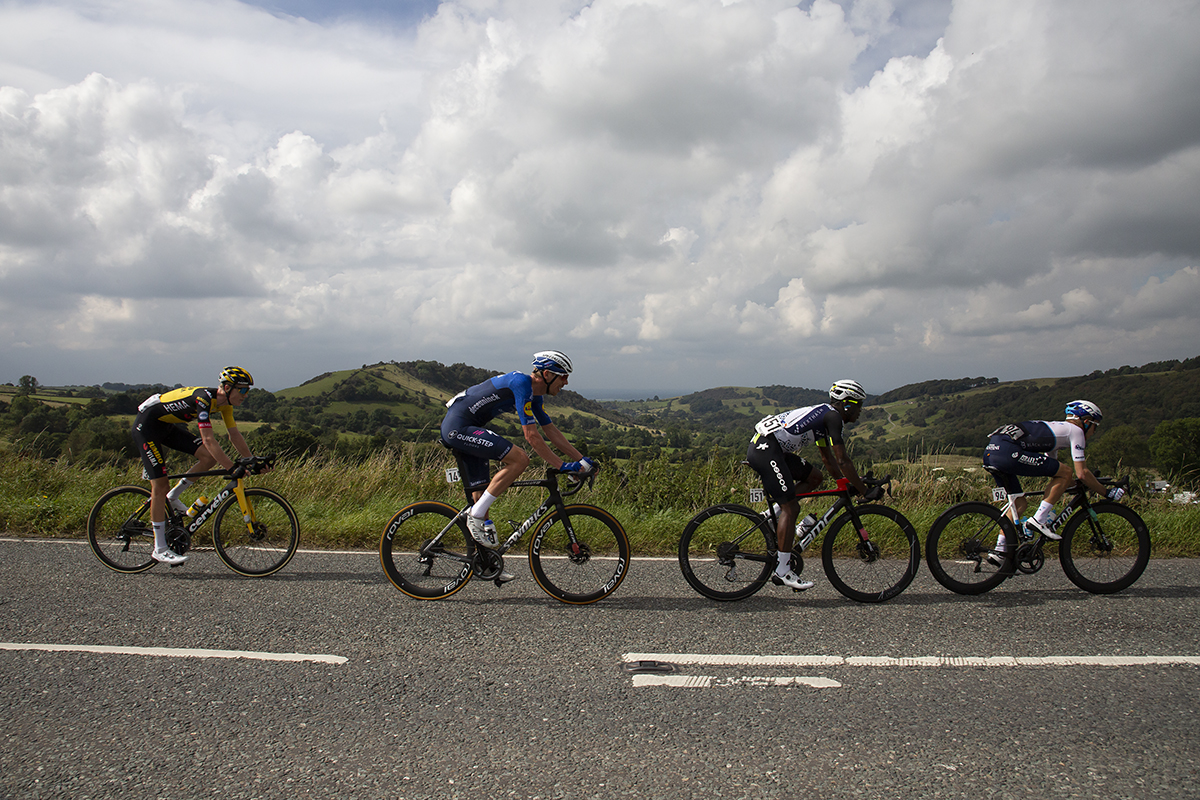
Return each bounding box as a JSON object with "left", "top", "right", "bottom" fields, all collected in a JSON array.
[
  {"left": 1065, "top": 400, "right": 1102, "bottom": 421},
  {"left": 532, "top": 350, "right": 573, "bottom": 375}
]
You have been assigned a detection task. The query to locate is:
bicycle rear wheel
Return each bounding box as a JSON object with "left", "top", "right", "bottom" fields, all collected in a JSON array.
[
  {"left": 212, "top": 488, "right": 300, "bottom": 577},
  {"left": 678, "top": 504, "right": 774, "bottom": 601},
  {"left": 379, "top": 502, "right": 475, "bottom": 600},
  {"left": 1058, "top": 502, "right": 1150, "bottom": 594},
  {"left": 87, "top": 486, "right": 157, "bottom": 574},
  {"left": 529, "top": 505, "right": 630, "bottom": 604},
  {"left": 821, "top": 506, "right": 920, "bottom": 603},
  {"left": 925, "top": 502, "right": 1013, "bottom": 595}
]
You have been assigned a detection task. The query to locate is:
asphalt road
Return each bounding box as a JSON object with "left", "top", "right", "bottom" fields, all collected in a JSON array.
[{"left": 2, "top": 538, "right": 1198, "bottom": 799}]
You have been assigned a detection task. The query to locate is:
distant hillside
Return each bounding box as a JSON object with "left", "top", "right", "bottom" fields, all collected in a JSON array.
[{"left": 6, "top": 354, "right": 1198, "bottom": 468}]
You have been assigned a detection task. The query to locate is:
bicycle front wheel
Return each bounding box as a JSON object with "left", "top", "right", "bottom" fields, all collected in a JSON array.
[
  {"left": 529, "top": 505, "right": 630, "bottom": 604},
  {"left": 925, "top": 502, "right": 1013, "bottom": 595},
  {"left": 379, "top": 502, "right": 475, "bottom": 600},
  {"left": 212, "top": 488, "right": 300, "bottom": 577},
  {"left": 87, "top": 486, "right": 157, "bottom": 574},
  {"left": 1058, "top": 502, "right": 1150, "bottom": 594},
  {"left": 678, "top": 504, "right": 774, "bottom": 601},
  {"left": 821, "top": 505, "right": 920, "bottom": 603}
]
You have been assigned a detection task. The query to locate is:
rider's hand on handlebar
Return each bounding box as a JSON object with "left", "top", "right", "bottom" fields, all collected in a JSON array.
[
  {"left": 1106, "top": 486, "right": 1125, "bottom": 501},
  {"left": 561, "top": 458, "right": 597, "bottom": 475},
  {"left": 862, "top": 485, "right": 885, "bottom": 502}
]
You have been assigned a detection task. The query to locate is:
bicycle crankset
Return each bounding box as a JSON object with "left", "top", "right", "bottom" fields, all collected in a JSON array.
[
  {"left": 474, "top": 548, "right": 505, "bottom": 581},
  {"left": 1015, "top": 542, "right": 1044, "bottom": 574},
  {"left": 166, "top": 524, "right": 192, "bottom": 555}
]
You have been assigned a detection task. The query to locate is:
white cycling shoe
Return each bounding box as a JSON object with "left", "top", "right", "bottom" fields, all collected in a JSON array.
[
  {"left": 152, "top": 548, "right": 188, "bottom": 566},
  {"left": 774, "top": 570, "right": 814, "bottom": 591}
]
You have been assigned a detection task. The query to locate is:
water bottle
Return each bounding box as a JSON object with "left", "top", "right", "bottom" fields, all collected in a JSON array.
[
  {"left": 795, "top": 514, "right": 818, "bottom": 549},
  {"left": 186, "top": 496, "right": 209, "bottom": 518}
]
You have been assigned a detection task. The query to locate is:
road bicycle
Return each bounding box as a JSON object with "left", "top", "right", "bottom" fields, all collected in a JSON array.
[
  {"left": 925, "top": 474, "right": 1150, "bottom": 595},
  {"left": 678, "top": 471, "right": 921, "bottom": 603},
  {"left": 379, "top": 461, "right": 630, "bottom": 605},
  {"left": 87, "top": 456, "right": 299, "bottom": 577}
]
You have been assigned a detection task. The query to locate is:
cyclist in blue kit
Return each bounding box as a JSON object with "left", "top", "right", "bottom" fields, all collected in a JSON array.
[
  {"left": 746, "top": 380, "right": 871, "bottom": 591},
  {"left": 441, "top": 350, "right": 596, "bottom": 559}
]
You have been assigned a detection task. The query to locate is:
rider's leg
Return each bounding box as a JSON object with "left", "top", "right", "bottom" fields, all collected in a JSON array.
[
  {"left": 1035, "top": 462, "right": 1075, "bottom": 524},
  {"left": 473, "top": 447, "right": 530, "bottom": 515}
]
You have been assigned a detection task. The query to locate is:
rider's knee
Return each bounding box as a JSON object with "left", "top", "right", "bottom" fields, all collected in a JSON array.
[{"left": 504, "top": 448, "right": 530, "bottom": 470}]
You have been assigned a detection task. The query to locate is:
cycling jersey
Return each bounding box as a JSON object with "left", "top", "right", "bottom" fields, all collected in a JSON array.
[
  {"left": 754, "top": 404, "right": 846, "bottom": 453},
  {"left": 442, "top": 372, "right": 553, "bottom": 430},
  {"left": 137, "top": 387, "right": 236, "bottom": 431},
  {"left": 989, "top": 420, "right": 1086, "bottom": 462}
]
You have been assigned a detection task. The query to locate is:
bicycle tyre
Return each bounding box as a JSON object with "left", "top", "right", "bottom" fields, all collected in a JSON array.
[
  {"left": 212, "top": 488, "right": 300, "bottom": 577},
  {"left": 87, "top": 486, "right": 158, "bottom": 574},
  {"left": 821, "top": 505, "right": 920, "bottom": 603},
  {"left": 379, "top": 502, "right": 475, "bottom": 600},
  {"left": 1058, "top": 502, "right": 1150, "bottom": 594},
  {"left": 678, "top": 504, "right": 774, "bottom": 601},
  {"left": 529, "top": 505, "right": 630, "bottom": 604},
  {"left": 925, "top": 502, "right": 1013, "bottom": 595}
]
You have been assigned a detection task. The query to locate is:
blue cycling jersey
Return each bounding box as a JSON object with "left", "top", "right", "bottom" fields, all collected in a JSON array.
[{"left": 443, "top": 372, "right": 553, "bottom": 428}]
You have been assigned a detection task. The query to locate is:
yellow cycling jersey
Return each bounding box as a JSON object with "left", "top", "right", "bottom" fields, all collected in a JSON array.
[{"left": 137, "top": 386, "right": 236, "bottom": 431}]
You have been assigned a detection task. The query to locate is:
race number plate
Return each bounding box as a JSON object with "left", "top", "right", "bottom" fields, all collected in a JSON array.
[
  {"left": 445, "top": 468, "right": 461, "bottom": 484},
  {"left": 749, "top": 488, "right": 765, "bottom": 504},
  {"left": 991, "top": 487, "right": 1008, "bottom": 502}
]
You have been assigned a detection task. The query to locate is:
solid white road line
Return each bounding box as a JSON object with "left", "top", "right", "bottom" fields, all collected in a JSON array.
[
  {"left": 623, "top": 653, "right": 1200, "bottom": 668},
  {"left": 1, "top": 642, "right": 347, "bottom": 664}
]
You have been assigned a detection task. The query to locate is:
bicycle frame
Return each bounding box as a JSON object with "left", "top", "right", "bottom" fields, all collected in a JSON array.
[
  {"left": 758, "top": 477, "right": 881, "bottom": 554},
  {"left": 415, "top": 468, "right": 590, "bottom": 563},
  {"left": 986, "top": 477, "right": 1127, "bottom": 573},
  {"left": 164, "top": 467, "right": 265, "bottom": 541}
]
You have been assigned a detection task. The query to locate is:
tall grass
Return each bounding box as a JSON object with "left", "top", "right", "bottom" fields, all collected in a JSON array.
[{"left": 2, "top": 449, "right": 1197, "bottom": 556}]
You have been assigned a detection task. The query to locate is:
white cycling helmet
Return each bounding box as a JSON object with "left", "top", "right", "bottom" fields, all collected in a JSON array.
[
  {"left": 532, "top": 350, "right": 573, "bottom": 375},
  {"left": 1065, "top": 400, "right": 1102, "bottom": 421},
  {"left": 829, "top": 379, "right": 867, "bottom": 403}
]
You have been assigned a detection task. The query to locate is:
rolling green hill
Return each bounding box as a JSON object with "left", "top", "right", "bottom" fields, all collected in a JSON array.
[{"left": 4, "top": 355, "right": 1199, "bottom": 475}]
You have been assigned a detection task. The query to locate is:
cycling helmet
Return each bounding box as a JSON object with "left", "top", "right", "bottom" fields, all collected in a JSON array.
[
  {"left": 219, "top": 366, "right": 254, "bottom": 387},
  {"left": 1065, "top": 400, "right": 1102, "bottom": 421},
  {"left": 532, "top": 350, "right": 573, "bottom": 375},
  {"left": 829, "top": 379, "right": 867, "bottom": 403}
]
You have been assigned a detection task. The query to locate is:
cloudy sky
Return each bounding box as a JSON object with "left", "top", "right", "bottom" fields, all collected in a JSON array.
[{"left": 2, "top": 0, "right": 1198, "bottom": 398}]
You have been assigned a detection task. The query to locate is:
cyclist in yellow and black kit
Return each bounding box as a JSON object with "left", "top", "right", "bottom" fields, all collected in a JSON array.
[{"left": 131, "top": 366, "right": 261, "bottom": 565}]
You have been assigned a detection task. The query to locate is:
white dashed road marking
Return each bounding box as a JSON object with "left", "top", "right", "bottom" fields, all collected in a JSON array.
[
  {"left": 622, "top": 653, "right": 1200, "bottom": 688},
  {"left": 1, "top": 642, "right": 347, "bottom": 664}
]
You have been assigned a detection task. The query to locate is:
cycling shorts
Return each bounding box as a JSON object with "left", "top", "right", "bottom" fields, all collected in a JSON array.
[
  {"left": 440, "top": 425, "right": 514, "bottom": 492},
  {"left": 983, "top": 434, "right": 1062, "bottom": 495},
  {"left": 131, "top": 416, "right": 203, "bottom": 480},
  {"left": 745, "top": 435, "right": 815, "bottom": 501}
]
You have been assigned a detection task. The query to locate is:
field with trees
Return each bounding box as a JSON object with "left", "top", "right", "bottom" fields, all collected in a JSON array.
[{"left": 3, "top": 356, "right": 1199, "bottom": 553}]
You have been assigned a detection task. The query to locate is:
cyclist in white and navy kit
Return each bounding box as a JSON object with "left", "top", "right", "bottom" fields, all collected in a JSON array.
[
  {"left": 441, "top": 351, "right": 596, "bottom": 562},
  {"left": 746, "top": 380, "right": 871, "bottom": 591},
  {"left": 983, "top": 400, "right": 1122, "bottom": 560}
]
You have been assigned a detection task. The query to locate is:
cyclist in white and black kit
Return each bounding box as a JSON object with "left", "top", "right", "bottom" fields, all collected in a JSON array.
[
  {"left": 441, "top": 351, "right": 596, "bottom": 564},
  {"left": 983, "top": 400, "right": 1123, "bottom": 562},
  {"left": 746, "top": 380, "right": 871, "bottom": 591}
]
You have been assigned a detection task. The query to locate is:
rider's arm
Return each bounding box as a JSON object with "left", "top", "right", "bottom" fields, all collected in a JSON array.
[
  {"left": 540, "top": 422, "right": 584, "bottom": 462},
  {"left": 199, "top": 427, "right": 236, "bottom": 471},
  {"left": 219, "top": 406, "right": 254, "bottom": 460},
  {"left": 1066, "top": 423, "right": 1106, "bottom": 494},
  {"left": 830, "top": 443, "right": 868, "bottom": 496},
  {"left": 1074, "top": 461, "right": 1107, "bottom": 495},
  {"left": 523, "top": 423, "right": 564, "bottom": 468},
  {"left": 227, "top": 425, "right": 253, "bottom": 460}
]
